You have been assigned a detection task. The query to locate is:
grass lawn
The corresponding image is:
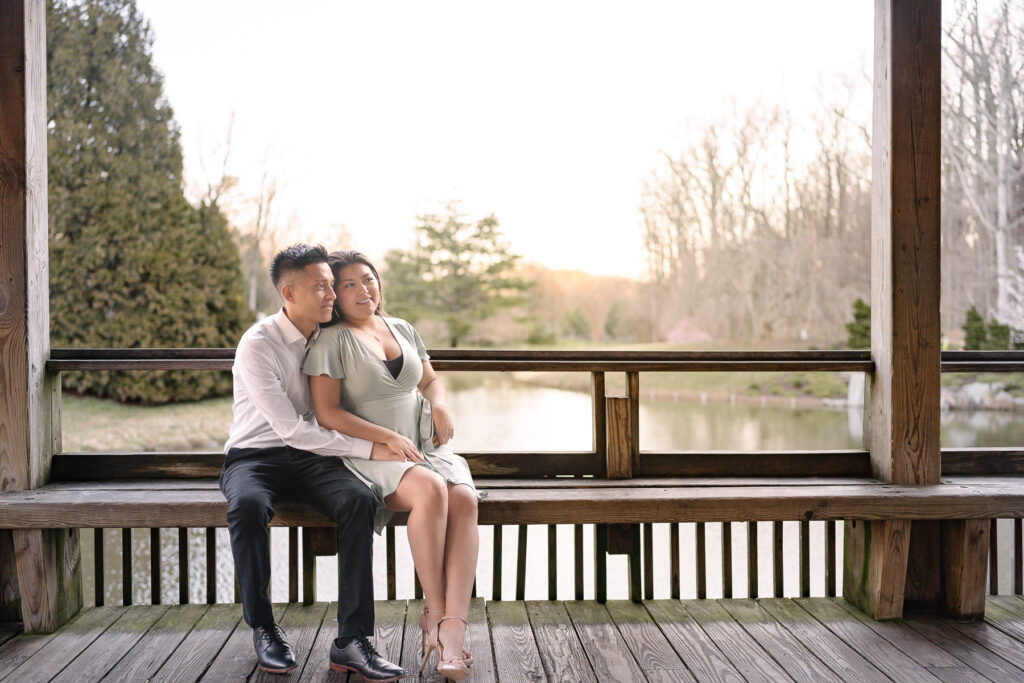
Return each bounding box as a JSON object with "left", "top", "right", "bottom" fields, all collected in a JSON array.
[{"left": 62, "top": 394, "right": 233, "bottom": 452}]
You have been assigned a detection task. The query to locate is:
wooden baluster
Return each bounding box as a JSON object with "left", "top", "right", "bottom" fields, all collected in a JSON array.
[
  {"left": 826, "top": 521, "right": 837, "bottom": 597},
  {"left": 414, "top": 573, "right": 422, "bottom": 600},
  {"left": 671, "top": 524, "right": 680, "bottom": 600},
  {"left": 492, "top": 525, "right": 502, "bottom": 601},
  {"left": 1015, "top": 518, "right": 1023, "bottom": 595},
  {"left": 773, "top": 521, "right": 783, "bottom": 597},
  {"left": 178, "top": 528, "right": 188, "bottom": 605},
  {"left": 592, "top": 372, "right": 606, "bottom": 475},
  {"left": 386, "top": 525, "right": 396, "bottom": 601},
  {"left": 288, "top": 527, "right": 298, "bottom": 603},
  {"left": 234, "top": 573, "right": 241, "bottom": 603},
  {"left": 696, "top": 522, "right": 706, "bottom": 600},
  {"left": 990, "top": 521, "right": 999, "bottom": 595},
  {"left": 595, "top": 524, "right": 607, "bottom": 604},
  {"left": 574, "top": 524, "right": 584, "bottom": 600},
  {"left": 151, "top": 528, "right": 161, "bottom": 605},
  {"left": 94, "top": 528, "right": 104, "bottom": 607},
  {"left": 800, "top": 520, "right": 810, "bottom": 598},
  {"left": 629, "top": 524, "right": 642, "bottom": 603},
  {"left": 302, "top": 527, "right": 315, "bottom": 605},
  {"left": 722, "top": 522, "right": 733, "bottom": 599},
  {"left": 122, "top": 529, "right": 132, "bottom": 606},
  {"left": 516, "top": 525, "right": 528, "bottom": 600},
  {"left": 548, "top": 524, "right": 557, "bottom": 600},
  {"left": 205, "top": 528, "right": 216, "bottom": 604},
  {"left": 747, "top": 522, "right": 758, "bottom": 599},
  {"left": 644, "top": 523, "right": 654, "bottom": 600}
]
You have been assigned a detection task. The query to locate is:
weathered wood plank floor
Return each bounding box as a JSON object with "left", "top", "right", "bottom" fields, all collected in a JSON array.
[{"left": 3, "top": 597, "right": 1024, "bottom": 681}]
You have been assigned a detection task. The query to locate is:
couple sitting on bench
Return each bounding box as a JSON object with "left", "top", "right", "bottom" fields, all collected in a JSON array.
[{"left": 222, "top": 244, "right": 482, "bottom": 680}]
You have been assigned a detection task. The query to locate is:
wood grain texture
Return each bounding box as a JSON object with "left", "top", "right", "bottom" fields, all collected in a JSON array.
[
  {"left": 106, "top": 603, "right": 210, "bottom": 682},
  {"left": 9, "top": 479, "right": 1024, "bottom": 528},
  {"left": 149, "top": 603, "right": 241, "bottom": 682},
  {"left": 719, "top": 598, "right": 841, "bottom": 682},
  {"left": 525, "top": 600, "right": 596, "bottom": 682},
  {"left": 643, "top": 600, "right": 743, "bottom": 682},
  {"left": 832, "top": 597, "right": 987, "bottom": 682},
  {"left": 605, "top": 600, "right": 695, "bottom": 682},
  {"left": 941, "top": 519, "right": 990, "bottom": 619},
  {"left": 758, "top": 597, "right": 888, "bottom": 682},
  {"left": 904, "top": 614, "right": 1024, "bottom": 682},
  {"left": 870, "top": 0, "right": 942, "bottom": 486},
  {"left": 564, "top": 601, "right": 645, "bottom": 681},
  {"left": 946, "top": 599, "right": 1024, "bottom": 671},
  {"left": 843, "top": 519, "right": 910, "bottom": 620},
  {"left": 605, "top": 398, "right": 632, "bottom": 479},
  {"left": 795, "top": 598, "right": 940, "bottom": 682},
  {"left": 0, "top": 530, "right": 19, "bottom": 621},
  {"left": 486, "top": 600, "right": 545, "bottom": 682},
  {"left": 12, "top": 527, "right": 81, "bottom": 633},
  {"left": 682, "top": 599, "right": 790, "bottom": 680},
  {"left": 48, "top": 448, "right": 1024, "bottom": 480},
  {"left": 2, "top": 605, "right": 123, "bottom": 682},
  {"left": 50, "top": 604, "right": 169, "bottom": 682}
]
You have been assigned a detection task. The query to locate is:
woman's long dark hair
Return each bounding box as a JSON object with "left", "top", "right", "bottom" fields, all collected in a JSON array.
[{"left": 325, "top": 250, "right": 387, "bottom": 326}]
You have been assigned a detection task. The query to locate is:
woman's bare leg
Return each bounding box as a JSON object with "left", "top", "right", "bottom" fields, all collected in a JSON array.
[
  {"left": 438, "top": 483, "right": 479, "bottom": 658},
  {"left": 385, "top": 467, "right": 448, "bottom": 612}
]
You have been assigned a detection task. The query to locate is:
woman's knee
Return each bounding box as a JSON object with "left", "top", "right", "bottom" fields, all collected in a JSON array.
[
  {"left": 447, "top": 484, "right": 478, "bottom": 520},
  {"left": 400, "top": 467, "right": 447, "bottom": 511}
]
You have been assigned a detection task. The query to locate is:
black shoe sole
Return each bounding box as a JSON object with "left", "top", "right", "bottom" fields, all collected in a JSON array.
[
  {"left": 257, "top": 663, "right": 298, "bottom": 674},
  {"left": 329, "top": 662, "right": 405, "bottom": 682}
]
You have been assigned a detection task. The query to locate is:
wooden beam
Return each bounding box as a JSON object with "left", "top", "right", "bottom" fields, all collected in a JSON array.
[
  {"left": 869, "top": 0, "right": 942, "bottom": 486},
  {"left": 846, "top": 0, "right": 942, "bottom": 622},
  {"left": 0, "top": 0, "right": 80, "bottom": 633}
]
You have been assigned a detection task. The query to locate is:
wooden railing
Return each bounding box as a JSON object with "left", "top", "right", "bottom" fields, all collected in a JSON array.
[{"left": 47, "top": 348, "right": 1024, "bottom": 607}]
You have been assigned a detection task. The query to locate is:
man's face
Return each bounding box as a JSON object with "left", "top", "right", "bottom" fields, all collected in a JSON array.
[{"left": 283, "top": 262, "right": 336, "bottom": 325}]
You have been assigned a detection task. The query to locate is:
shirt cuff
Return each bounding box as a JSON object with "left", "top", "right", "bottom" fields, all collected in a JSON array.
[{"left": 348, "top": 437, "right": 373, "bottom": 459}]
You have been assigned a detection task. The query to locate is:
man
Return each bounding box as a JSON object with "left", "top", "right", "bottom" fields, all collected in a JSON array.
[{"left": 221, "top": 244, "right": 405, "bottom": 680}]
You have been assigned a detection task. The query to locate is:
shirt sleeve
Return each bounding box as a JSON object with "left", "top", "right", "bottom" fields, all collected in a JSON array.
[
  {"left": 234, "top": 338, "right": 373, "bottom": 459},
  {"left": 396, "top": 319, "right": 430, "bottom": 361}
]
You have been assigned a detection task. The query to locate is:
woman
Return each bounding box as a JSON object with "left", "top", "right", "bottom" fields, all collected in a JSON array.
[{"left": 303, "top": 250, "right": 480, "bottom": 680}]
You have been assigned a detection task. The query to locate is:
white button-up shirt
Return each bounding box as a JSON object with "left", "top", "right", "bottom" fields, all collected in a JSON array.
[{"left": 224, "top": 309, "right": 373, "bottom": 458}]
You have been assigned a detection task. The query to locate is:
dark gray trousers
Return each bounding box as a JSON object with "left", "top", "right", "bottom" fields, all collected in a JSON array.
[{"left": 220, "top": 446, "right": 376, "bottom": 637}]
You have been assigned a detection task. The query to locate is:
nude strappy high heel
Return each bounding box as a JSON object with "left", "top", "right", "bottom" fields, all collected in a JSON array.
[
  {"left": 435, "top": 616, "right": 471, "bottom": 680},
  {"left": 419, "top": 605, "right": 472, "bottom": 667}
]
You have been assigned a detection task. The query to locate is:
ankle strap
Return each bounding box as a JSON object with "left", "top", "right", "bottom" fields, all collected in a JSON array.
[{"left": 439, "top": 616, "right": 467, "bottom": 625}]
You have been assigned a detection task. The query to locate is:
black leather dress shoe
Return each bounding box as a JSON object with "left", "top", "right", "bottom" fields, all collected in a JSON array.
[
  {"left": 329, "top": 636, "right": 406, "bottom": 682},
  {"left": 253, "top": 624, "right": 297, "bottom": 674}
]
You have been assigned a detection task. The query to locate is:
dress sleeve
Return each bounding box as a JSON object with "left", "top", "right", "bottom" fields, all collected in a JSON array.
[
  {"left": 395, "top": 319, "right": 430, "bottom": 361},
  {"left": 302, "top": 326, "right": 347, "bottom": 379}
]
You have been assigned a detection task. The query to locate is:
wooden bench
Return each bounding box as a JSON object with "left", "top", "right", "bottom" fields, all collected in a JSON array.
[{"left": 3, "top": 473, "right": 1024, "bottom": 622}]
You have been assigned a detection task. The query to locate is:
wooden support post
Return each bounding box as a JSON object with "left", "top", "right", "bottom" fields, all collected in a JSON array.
[
  {"left": 942, "top": 519, "right": 990, "bottom": 620},
  {"left": 844, "top": 0, "right": 942, "bottom": 622},
  {"left": 1, "top": 0, "right": 81, "bottom": 633},
  {"left": 605, "top": 397, "right": 632, "bottom": 479},
  {"left": 844, "top": 519, "right": 911, "bottom": 620},
  {"left": 309, "top": 527, "right": 337, "bottom": 556}
]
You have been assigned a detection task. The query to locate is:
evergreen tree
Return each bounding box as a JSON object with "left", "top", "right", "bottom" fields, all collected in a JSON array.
[
  {"left": 47, "top": 0, "right": 251, "bottom": 403},
  {"left": 383, "top": 203, "right": 530, "bottom": 347},
  {"left": 984, "top": 318, "right": 1011, "bottom": 350},
  {"left": 962, "top": 306, "right": 987, "bottom": 350},
  {"left": 845, "top": 298, "right": 871, "bottom": 349}
]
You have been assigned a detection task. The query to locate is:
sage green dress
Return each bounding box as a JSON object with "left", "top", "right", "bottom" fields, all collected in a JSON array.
[{"left": 302, "top": 316, "right": 481, "bottom": 531}]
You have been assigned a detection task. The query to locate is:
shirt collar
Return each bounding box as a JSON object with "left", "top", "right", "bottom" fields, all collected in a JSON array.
[{"left": 274, "top": 308, "right": 320, "bottom": 348}]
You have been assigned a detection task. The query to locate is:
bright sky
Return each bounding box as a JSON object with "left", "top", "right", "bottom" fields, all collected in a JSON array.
[{"left": 136, "top": 0, "right": 872, "bottom": 278}]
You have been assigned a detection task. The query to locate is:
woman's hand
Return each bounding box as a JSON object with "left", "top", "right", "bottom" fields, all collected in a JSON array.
[
  {"left": 372, "top": 432, "right": 423, "bottom": 462},
  {"left": 431, "top": 404, "right": 455, "bottom": 447}
]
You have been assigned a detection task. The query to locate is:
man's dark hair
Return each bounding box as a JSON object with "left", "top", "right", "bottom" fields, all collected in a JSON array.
[{"left": 269, "top": 244, "right": 329, "bottom": 289}]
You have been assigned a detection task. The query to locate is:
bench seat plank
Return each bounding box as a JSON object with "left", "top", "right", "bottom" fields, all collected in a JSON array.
[{"left": 2, "top": 477, "right": 1024, "bottom": 528}]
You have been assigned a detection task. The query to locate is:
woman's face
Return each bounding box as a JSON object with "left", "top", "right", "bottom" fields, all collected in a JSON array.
[{"left": 334, "top": 262, "right": 380, "bottom": 321}]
